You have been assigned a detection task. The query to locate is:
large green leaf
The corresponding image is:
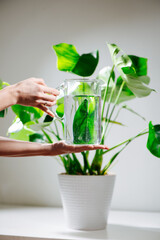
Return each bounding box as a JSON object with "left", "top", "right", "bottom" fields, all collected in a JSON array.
[
  {"left": 147, "top": 121, "right": 160, "bottom": 158},
  {"left": 11, "top": 105, "right": 44, "bottom": 124},
  {"left": 7, "top": 118, "right": 35, "bottom": 141},
  {"left": 53, "top": 43, "right": 99, "bottom": 77},
  {"left": 8, "top": 122, "right": 35, "bottom": 141},
  {"left": 73, "top": 98, "right": 96, "bottom": 144},
  {"left": 107, "top": 43, "right": 153, "bottom": 98},
  {"left": 53, "top": 43, "right": 79, "bottom": 71},
  {"left": 72, "top": 51, "right": 99, "bottom": 77},
  {"left": 9, "top": 127, "right": 35, "bottom": 141}
]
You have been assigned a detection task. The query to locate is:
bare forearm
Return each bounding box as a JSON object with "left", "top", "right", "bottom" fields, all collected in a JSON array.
[
  {"left": 0, "top": 137, "right": 109, "bottom": 157},
  {"left": 0, "top": 137, "right": 50, "bottom": 157}
]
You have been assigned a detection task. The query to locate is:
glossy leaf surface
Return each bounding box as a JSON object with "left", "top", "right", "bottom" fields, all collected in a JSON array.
[
  {"left": 73, "top": 99, "right": 95, "bottom": 144},
  {"left": 53, "top": 43, "right": 99, "bottom": 77},
  {"left": 147, "top": 121, "right": 160, "bottom": 158}
]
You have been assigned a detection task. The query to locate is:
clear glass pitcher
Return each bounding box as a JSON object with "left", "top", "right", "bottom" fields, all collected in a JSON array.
[{"left": 55, "top": 79, "right": 102, "bottom": 145}]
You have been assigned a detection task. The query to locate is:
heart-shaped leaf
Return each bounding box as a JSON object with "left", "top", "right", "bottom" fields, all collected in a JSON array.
[{"left": 53, "top": 43, "right": 99, "bottom": 77}]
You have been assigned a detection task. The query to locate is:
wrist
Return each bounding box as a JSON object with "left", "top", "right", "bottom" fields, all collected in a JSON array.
[
  {"left": 7, "top": 84, "right": 19, "bottom": 105},
  {"left": 40, "top": 144, "right": 52, "bottom": 156}
]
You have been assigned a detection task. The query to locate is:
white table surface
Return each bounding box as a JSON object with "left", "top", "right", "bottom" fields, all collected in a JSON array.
[{"left": 0, "top": 205, "right": 160, "bottom": 240}]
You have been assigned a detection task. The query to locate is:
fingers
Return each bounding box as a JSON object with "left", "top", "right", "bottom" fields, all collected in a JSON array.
[
  {"left": 33, "top": 78, "right": 60, "bottom": 96},
  {"left": 36, "top": 99, "right": 57, "bottom": 107},
  {"left": 41, "top": 85, "right": 60, "bottom": 96},
  {"left": 73, "top": 144, "right": 109, "bottom": 152},
  {"left": 38, "top": 104, "right": 55, "bottom": 118},
  {"left": 62, "top": 143, "right": 109, "bottom": 154},
  {"left": 33, "top": 78, "right": 47, "bottom": 86}
]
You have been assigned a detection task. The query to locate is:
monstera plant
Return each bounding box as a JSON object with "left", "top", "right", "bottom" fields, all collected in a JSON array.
[{"left": 1, "top": 42, "right": 160, "bottom": 175}]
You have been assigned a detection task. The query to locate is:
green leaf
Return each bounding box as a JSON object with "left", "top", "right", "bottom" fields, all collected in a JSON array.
[
  {"left": 53, "top": 43, "right": 79, "bottom": 71},
  {"left": 73, "top": 98, "right": 96, "bottom": 144},
  {"left": 53, "top": 43, "right": 99, "bottom": 77},
  {"left": 73, "top": 99, "right": 89, "bottom": 144},
  {"left": 147, "top": 121, "right": 160, "bottom": 158},
  {"left": 107, "top": 43, "right": 121, "bottom": 62},
  {"left": 91, "top": 149, "right": 103, "bottom": 174},
  {"left": 124, "top": 75, "right": 153, "bottom": 98},
  {"left": 56, "top": 104, "right": 64, "bottom": 118},
  {"left": 11, "top": 105, "right": 44, "bottom": 124},
  {"left": 128, "top": 55, "right": 148, "bottom": 76},
  {"left": 61, "top": 154, "right": 83, "bottom": 175},
  {"left": 29, "top": 122, "right": 52, "bottom": 131},
  {"left": 97, "top": 66, "right": 115, "bottom": 85},
  {"left": 7, "top": 118, "right": 35, "bottom": 141},
  {"left": 107, "top": 43, "right": 153, "bottom": 98},
  {"left": 101, "top": 76, "right": 135, "bottom": 104},
  {"left": 72, "top": 153, "right": 84, "bottom": 174},
  {"left": 10, "top": 126, "right": 35, "bottom": 141},
  {"left": 72, "top": 50, "right": 99, "bottom": 77},
  {"left": 29, "top": 133, "right": 45, "bottom": 143}
]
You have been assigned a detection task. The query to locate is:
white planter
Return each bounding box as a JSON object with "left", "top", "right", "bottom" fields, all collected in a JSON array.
[{"left": 58, "top": 174, "right": 116, "bottom": 230}]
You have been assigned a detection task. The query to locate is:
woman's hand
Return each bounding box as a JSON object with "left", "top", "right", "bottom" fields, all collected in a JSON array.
[
  {"left": 45, "top": 141, "right": 109, "bottom": 156},
  {"left": 0, "top": 138, "right": 108, "bottom": 157},
  {"left": 13, "top": 78, "right": 59, "bottom": 117}
]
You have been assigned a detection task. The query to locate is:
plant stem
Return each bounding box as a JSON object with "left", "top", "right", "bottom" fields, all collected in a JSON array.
[
  {"left": 101, "top": 80, "right": 125, "bottom": 143},
  {"left": 101, "top": 65, "right": 115, "bottom": 121},
  {"left": 45, "top": 127, "right": 61, "bottom": 141},
  {"left": 101, "top": 141, "right": 130, "bottom": 174},
  {"left": 54, "top": 120, "right": 59, "bottom": 136},
  {"left": 101, "top": 129, "right": 149, "bottom": 156},
  {"left": 42, "top": 129, "right": 53, "bottom": 143},
  {"left": 81, "top": 151, "right": 91, "bottom": 174}
]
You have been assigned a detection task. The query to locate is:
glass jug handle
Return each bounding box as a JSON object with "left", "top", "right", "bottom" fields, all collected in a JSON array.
[{"left": 50, "top": 82, "right": 65, "bottom": 121}]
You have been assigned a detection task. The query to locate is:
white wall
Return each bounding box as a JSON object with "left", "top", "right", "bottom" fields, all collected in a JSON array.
[{"left": 0, "top": 0, "right": 160, "bottom": 211}]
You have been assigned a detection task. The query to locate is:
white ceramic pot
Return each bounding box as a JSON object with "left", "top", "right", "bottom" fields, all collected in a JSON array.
[{"left": 58, "top": 174, "right": 116, "bottom": 230}]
